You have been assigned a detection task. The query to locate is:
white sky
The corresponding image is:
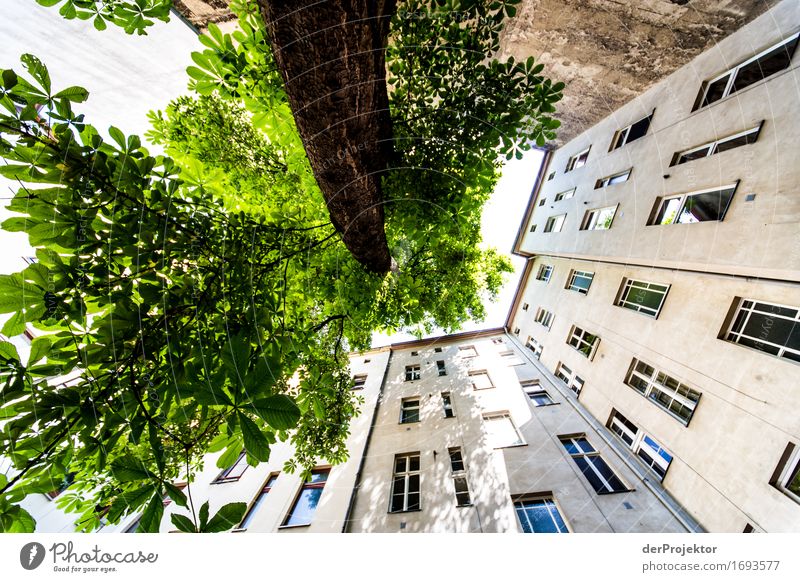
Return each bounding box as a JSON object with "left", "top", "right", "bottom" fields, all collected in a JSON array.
[{"left": 0, "top": 0, "right": 542, "bottom": 346}]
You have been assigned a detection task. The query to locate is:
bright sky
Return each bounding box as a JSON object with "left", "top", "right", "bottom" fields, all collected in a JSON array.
[{"left": 0, "top": 0, "right": 543, "bottom": 346}]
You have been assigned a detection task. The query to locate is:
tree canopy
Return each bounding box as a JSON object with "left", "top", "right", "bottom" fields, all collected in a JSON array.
[{"left": 0, "top": 0, "right": 562, "bottom": 532}]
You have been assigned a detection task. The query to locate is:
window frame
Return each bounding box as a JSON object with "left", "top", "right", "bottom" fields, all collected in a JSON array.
[
  {"left": 720, "top": 298, "right": 800, "bottom": 364},
  {"left": 559, "top": 435, "right": 629, "bottom": 494},
  {"left": 614, "top": 278, "right": 671, "bottom": 318},
  {"left": 436, "top": 359, "right": 447, "bottom": 377},
  {"left": 400, "top": 397, "right": 421, "bottom": 424},
  {"left": 594, "top": 168, "right": 631, "bottom": 189},
  {"left": 565, "top": 269, "right": 594, "bottom": 295},
  {"left": 526, "top": 388, "right": 556, "bottom": 407},
  {"left": 648, "top": 183, "right": 738, "bottom": 226},
  {"left": 513, "top": 495, "right": 570, "bottom": 533},
  {"left": 448, "top": 447, "right": 471, "bottom": 506},
  {"left": 282, "top": 468, "right": 330, "bottom": 527},
  {"left": 534, "top": 306, "right": 554, "bottom": 329},
  {"left": 609, "top": 111, "right": 654, "bottom": 151},
  {"left": 554, "top": 362, "right": 585, "bottom": 396},
  {"left": 441, "top": 392, "right": 455, "bottom": 418},
  {"left": 692, "top": 33, "right": 800, "bottom": 111},
  {"left": 535, "top": 264, "right": 553, "bottom": 282},
  {"left": 458, "top": 345, "right": 478, "bottom": 358},
  {"left": 770, "top": 442, "right": 800, "bottom": 505},
  {"left": 580, "top": 204, "right": 618, "bottom": 231},
  {"left": 566, "top": 325, "right": 601, "bottom": 360},
  {"left": 670, "top": 124, "right": 763, "bottom": 166},
  {"left": 565, "top": 147, "right": 591, "bottom": 172},
  {"left": 625, "top": 358, "right": 701, "bottom": 425},
  {"left": 238, "top": 473, "right": 280, "bottom": 530},
  {"left": 482, "top": 411, "right": 526, "bottom": 448},
  {"left": 525, "top": 336, "right": 543, "bottom": 359},
  {"left": 607, "top": 411, "right": 672, "bottom": 481},
  {"left": 405, "top": 364, "right": 421, "bottom": 381},
  {"left": 468, "top": 370, "right": 494, "bottom": 390},
  {"left": 389, "top": 453, "right": 421, "bottom": 513},
  {"left": 212, "top": 451, "right": 248, "bottom": 484},
  {"left": 544, "top": 214, "right": 567, "bottom": 233},
  {"left": 352, "top": 374, "right": 368, "bottom": 390},
  {"left": 554, "top": 187, "right": 576, "bottom": 202}
]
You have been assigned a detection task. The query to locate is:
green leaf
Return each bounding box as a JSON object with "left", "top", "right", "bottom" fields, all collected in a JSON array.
[
  {"left": 110, "top": 456, "right": 152, "bottom": 482},
  {"left": 250, "top": 395, "right": 300, "bottom": 431},
  {"left": 138, "top": 492, "right": 164, "bottom": 533},
  {"left": 198, "top": 501, "right": 209, "bottom": 531},
  {"left": 20, "top": 54, "right": 51, "bottom": 94},
  {"left": 53, "top": 85, "right": 89, "bottom": 103},
  {"left": 0, "top": 340, "right": 20, "bottom": 362},
  {"left": 238, "top": 412, "right": 270, "bottom": 462},
  {"left": 28, "top": 336, "right": 51, "bottom": 365},
  {"left": 170, "top": 513, "right": 196, "bottom": 533},
  {"left": 202, "top": 502, "right": 246, "bottom": 533},
  {"left": 163, "top": 482, "right": 188, "bottom": 508}
]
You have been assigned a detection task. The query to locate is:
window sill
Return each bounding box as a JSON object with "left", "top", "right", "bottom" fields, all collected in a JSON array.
[
  {"left": 210, "top": 478, "right": 242, "bottom": 485},
  {"left": 278, "top": 523, "right": 312, "bottom": 530},
  {"left": 388, "top": 509, "right": 422, "bottom": 514},
  {"left": 494, "top": 443, "right": 528, "bottom": 450},
  {"left": 597, "top": 489, "right": 635, "bottom": 495},
  {"left": 533, "top": 403, "right": 561, "bottom": 408},
  {"left": 456, "top": 504, "right": 473, "bottom": 508},
  {"left": 231, "top": 528, "right": 247, "bottom": 533}
]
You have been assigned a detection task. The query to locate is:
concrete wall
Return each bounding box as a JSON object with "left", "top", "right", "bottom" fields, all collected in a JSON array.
[
  {"left": 508, "top": 255, "right": 800, "bottom": 532},
  {"left": 518, "top": 0, "right": 800, "bottom": 281},
  {"left": 346, "top": 333, "right": 689, "bottom": 533}
]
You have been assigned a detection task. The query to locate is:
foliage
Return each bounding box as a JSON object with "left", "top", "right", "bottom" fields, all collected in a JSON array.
[
  {"left": 34, "top": 0, "right": 172, "bottom": 34},
  {"left": 0, "top": 0, "right": 562, "bottom": 533}
]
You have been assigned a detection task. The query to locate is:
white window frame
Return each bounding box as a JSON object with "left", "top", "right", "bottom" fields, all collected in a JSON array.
[
  {"left": 352, "top": 374, "right": 367, "bottom": 390},
  {"left": 514, "top": 496, "right": 570, "bottom": 533},
  {"left": 608, "top": 411, "right": 672, "bottom": 480},
  {"left": 565, "top": 269, "right": 594, "bottom": 295},
  {"left": 458, "top": 345, "right": 478, "bottom": 358},
  {"left": 483, "top": 412, "right": 526, "bottom": 448},
  {"left": 469, "top": 370, "right": 494, "bottom": 390},
  {"left": 773, "top": 443, "right": 800, "bottom": 505},
  {"left": 649, "top": 183, "right": 738, "bottom": 225},
  {"left": 525, "top": 336, "right": 543, "bottom": 359},
  {"left": 693, "top": 33, "right": 800, "bottom": 110},
  {"left": 625, "top": 358, "right": 701, "bottom": 425},
  {"left": 554, "top": 187, "right": 576, "bottom": 201},
  {"left": 580, "top": 204, "right": 618, "bottom": 231},
  {"left": 609, "top": 112, "right": 654, "bottom": 151},
  {"left": 615, "top": 278, "right": 670, "bottom": 318},
  {"left": 671, "top": 124, "right": 762, "bottom": 166},
  {"left": 534, "top": 307, "right": 554, "bottom": 330},
  {"left": 400, "top": 398, "right": 421, "bottom": 424},
  {"left": 723, "top": 298, "right": 800, "bottom": 363},
  {"left": 526, "top": 388, "right": 556, "bottom": 407},
  {"left": 554, "top": 362, "right": 584, "bottom": 395},
  {"left": 405, "top": 364, "right": 421, "bottom": 381},
  {"left": 448, "top": 447, "right": 471, "bottom": 506},
  {"left": 544, "top": 214, "right": 566, "bottom": 233},
  {"left": 441, "top": 392, "right": 454, "bottom": 418},
  {"left": 436, "top": 360, "right": 447, "bottom": 377},
  {"left": 535, "top": 264, "right": 553, "bottom": 282},
  {"left": 594, "top": 168, "right": 631, "bottom": 189},
  {"left": 566, "top": 325, "right": 600, "bottom": 360},
  {"left": 565, "top": 147, "right": 591, "bottom": 172},
  {"left": 389, "top": 453, "right": 421, "bottom": 513}
]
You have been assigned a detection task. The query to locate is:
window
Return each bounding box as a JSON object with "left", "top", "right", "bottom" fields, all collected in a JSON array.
[
  {"left": 525, "top": 336, "right": 543, "bottom": 359},
  {"left": 615, "top": 279, "right": 670, "bottom": 318},
  {"left": 527, "top": 389, "right": 555, "bottom": 407},
  {"left": 442, "top": 392, "right": 454, "bottom": 418},
  {"left": 722, "top": 299, "right": 800, "bottom": 363},
  {"left": 609, "top": 112, "right": 653, "bottom": 150},
  {"left": 492, "top": 337, "right": 505, "bottom": 345},
  {"left": 544, "top": 214, "right": 566, "bottom": 233},
  {"left": 608, "top": 411, "right": 672, "bottom": 480},
  {"left": 45, "top": 473, "right": 75, "bottom": 500},
  {"left": 547, "top": 171, "right": 556, "bottom": 181},
  {"left": 352, "top": 374, "right": 367, "bottom": 390},
  {"left": 529, "top": 223, "right": 537, "bottom": 233},
  {"left": 565, "top": 147, "right": 590, "bottom": 172},
  {"left": 483, "top": 412, "right": 525, "bottom": 448},
  {"left": 771, "top": 443, "right": 800, "bottom": 505},
  {"left": 448, "top": 448, "right": 471, "bottom": 506},
  {"left": 513, "top": 328, "right": 520, "bottom": 335},
  {"left": 521, "top": 303, "right": 529, "bottom": 311},
  {"left": 625, "top": 358, "right": 701, "bottom": 424},
  {"left": 594, "top": 168, "right": 631, "bottom": 189},
  {"left": 693, "top": 33, "right": 799, "bottom": 110},
  {"left": 436, "top": 360, "right": 447, "bottom": 376},
  {"left": 580, "top": 205, "right": 618, "bottom": 231},
  {"left": 567, "top": 326, "right": 600, "bottom": 360},
  {"left": 283, "top": 469, "right": 329, "bottom": 526},
  {"left": 213, "top": 451, "right": 248, "bottom": 483},
  {"left": 405, "top": 364, "right": 420, "bottom": 381},
  {"left": 554, "top": 187, "right": 576, "bottom": 201},
  {"left": 535, "top": 264, "right": 553, "bottom": 282},
  {"left": 390, "top": 454, "right": 420, "bottom": 512},
  {"left": 565, "top": 270, "right": 594, "bottom": 294},
  {"left": 534, "top": 307, "right": 554, "bottom": 329},
  {"left": 410, "top": 350, "right": 418, "bottom": 356},
  {"left": 500, "top": 350, "right": 522, "bottom": 366},
  {"left": 123, "top": 517, "right": 141, "bottom": 533},
  {"left": 434, "top": 347, "right": 443, "bottom": 353},
  {"left": 649, "top": 184, "right": 737, "bottom": 225},
  {"left": 671, "top": 124, "right": 762, "bottom": 166},
  {"left": 239, "top": 473, "right": 279, "bottom": 529},
  {"left": 469, "top": 370, "right": 494, "bottom": 390},
  {"left": 555, "top": 362, "right": 584, "bottom": 396},
  {"left": 560, "top": 435, "right": 627, "bottom": 494},
  {"left": 364, "top": 358, "right": 371, "bottom": 363},
  {"left": 514, "top": 496, "right": 569, "bottom": 533},
  {"left": 400, "top": 398, "right": 420, "bottom": 423},
  {"left": 458, "top": 345, "right": 478, "bottom": 358},
  {"left": 539, "top": 198, "right": 546, "bottom": 207}
]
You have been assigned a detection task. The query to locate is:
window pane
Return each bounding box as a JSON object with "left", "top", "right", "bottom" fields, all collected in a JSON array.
[
  {"left": 626, "top": 116, "right": 651, "bottom": 143},
  {"left": 731, "top": 36, "right": 799, "bottom": 94},
  {"left": 285, "top": 486, "right": 324, "bottom": 526},
  {"left": 655, "top": 197, "right": 682, "bottom": 225},
  {"left": 678, "top": 146, "right": 712, "bottom": 164},
  {"left": 715, "top": 131, "right": 758, "bottom": 154},
  {"left": 787, "top": 461, "right": 800, "bottom": 497},
  {"left": 407, "top": 493, "right": 420, "bottom": 511},
  {"left": 741, "top": 312, "right": 797, "bottom": 348},
  {"left": 701, "top": 74, "right": 730, "bottom": 107},
  {"left": 677, "top": 188, "right": 734, "bottom": 223},
  {"left": 408, "top": 456, "right": 420, "bottom": 472}
]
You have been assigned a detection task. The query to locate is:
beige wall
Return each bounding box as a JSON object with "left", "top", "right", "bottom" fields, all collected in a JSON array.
[
  {"left": 519, "top": 0, "right": 800, "bottom": 281},
  {"left": 346, "top": 333, "right": 689, "bottom": 533}
]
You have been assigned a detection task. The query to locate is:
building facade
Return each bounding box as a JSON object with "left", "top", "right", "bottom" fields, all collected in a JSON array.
[{"left": 506, "top": 0, "right": 800, "bottom": 532}]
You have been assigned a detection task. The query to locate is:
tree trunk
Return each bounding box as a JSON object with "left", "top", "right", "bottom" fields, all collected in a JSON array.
[{"left": 258, "top": 0, "right": 396, "bottom": 274}]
